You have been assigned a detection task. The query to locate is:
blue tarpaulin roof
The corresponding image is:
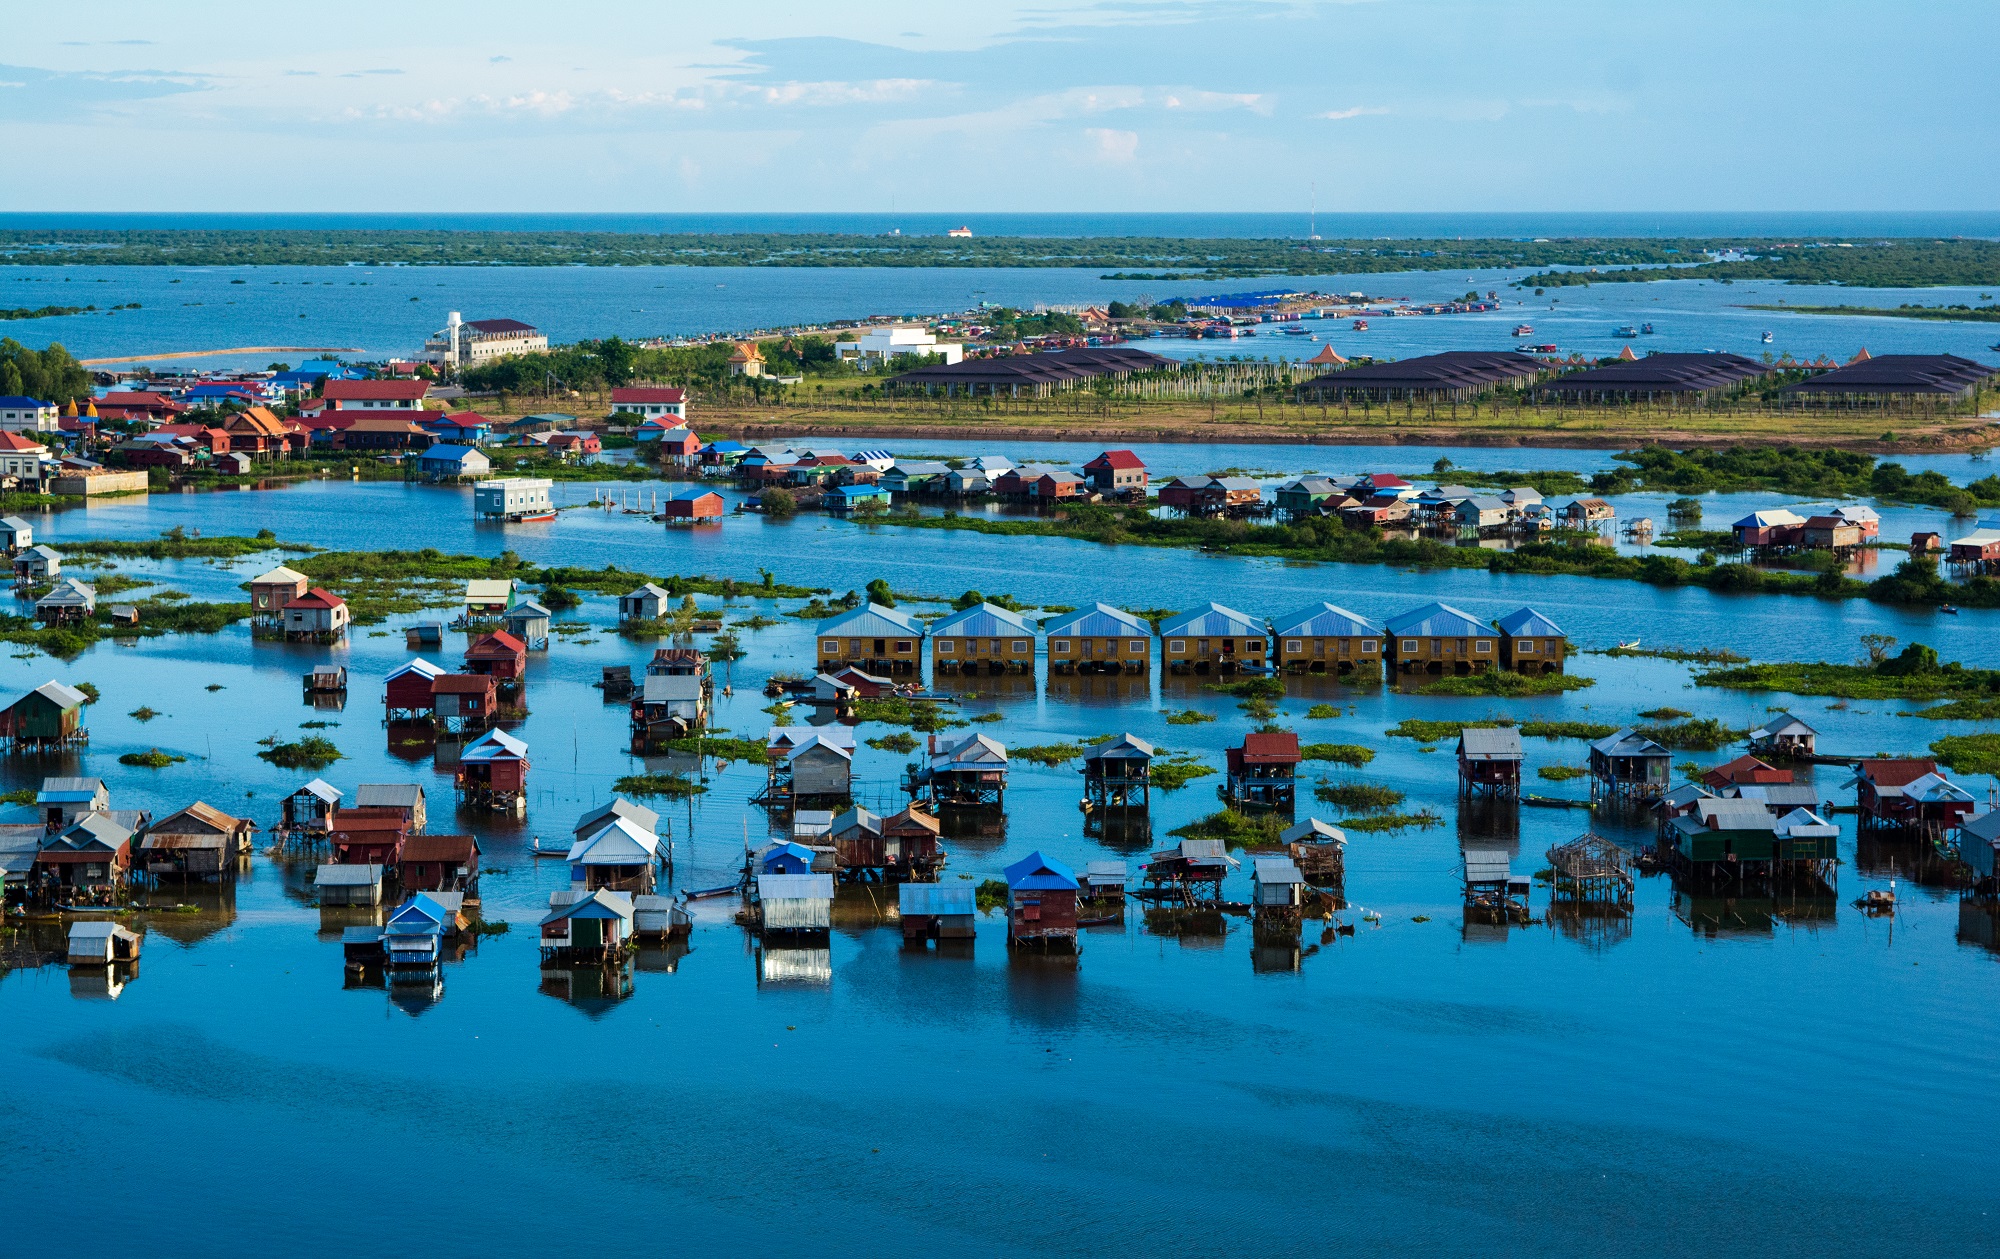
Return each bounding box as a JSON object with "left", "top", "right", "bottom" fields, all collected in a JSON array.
[{"left": 1005, "top": 850, "right": 1078, "bottom": 891}]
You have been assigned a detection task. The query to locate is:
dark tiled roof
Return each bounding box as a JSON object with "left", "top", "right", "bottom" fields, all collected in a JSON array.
[
  {"left": 1776, "top": 354, "right": 1996, "bottom": 396},
  {"left": 1540, "top": 352, "right": 1770, "bottom": 394}
]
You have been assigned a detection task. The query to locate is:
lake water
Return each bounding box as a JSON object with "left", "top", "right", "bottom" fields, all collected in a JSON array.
[
  {"left": 4, "top": 472, "right": 2000, "bottom": 1257},
  {"left": 9, "top": 262, "right": 2000, "bottom": 375}
]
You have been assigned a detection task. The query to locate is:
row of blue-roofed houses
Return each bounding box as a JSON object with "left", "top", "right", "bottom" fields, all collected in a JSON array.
[{"left": 810, "top": 599, "right": 1570, "bottom": 678}]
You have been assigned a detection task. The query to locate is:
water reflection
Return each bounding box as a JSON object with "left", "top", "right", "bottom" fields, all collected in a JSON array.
[
  {"left": 1045, "top": 674, "right": 1152, "bottom": 706},
  {"left": 69, "top": 961, "right": 139, "bottom": 1000},
  {"left": 1456, "top": 800, "right": 1522, "bottom": 854},
  {"left": 1251, "top": 919, "right": 1302, "bottom": 973},
  {"left": 757, "top": 943, "right": 831, "bottom": 986},
  {"left": 1856, "top": 833, "right": 1966, "bottom": 889},
  {"left": 1545, "top": 901, "right": 1634, "bottom": 953},
  {"left": 134, "top": 880, "right": 239, "bottom": 948},
  {"left": 1955, "top": 900, "right": 2000, "bottom": 954},
  {"left": 1674, "top": 886, "right": 1839, "bottom": 937},
  {"left": 539, "top": 958, "right": 637, "bottom": 1014},
  {"left": 635, "top": 940, "right": 692, "bottom": 973}
]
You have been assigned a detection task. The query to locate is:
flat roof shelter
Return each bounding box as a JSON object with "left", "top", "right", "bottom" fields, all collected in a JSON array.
[
  {"left": 1774, "top": 354, "right": 1996, "bottom": 407},
  {"left": 1298, "top": 351, "right": 1542, "bottom": 404},
  {"left": 1535, "top": 352, "right": 1770, "bottom": 404},
  {"left": 898, "top": 882, "right": 975, "bottom": 942},
  {"left": 1457, "top": 727, "right": 1524, "bottom": 799},
  {"left": 888, "top": 347, "right": 1174, "bottom": 399}
]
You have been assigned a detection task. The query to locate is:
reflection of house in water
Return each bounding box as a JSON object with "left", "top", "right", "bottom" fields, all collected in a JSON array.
[
  {"left": 636, "top": 939, "right": 692, "bottom": 973},
  {"left": 1545, "top": 899, "right": 1634, "bottom": 952},
  {"left": 1957, "top": 900, "right": 2000, "bottom": 954},
  {"left": 538, "top": 957, "right": 636, "bottom": 1015},
  {"left": 70, "top": 961, "right": 139, "bottom": 1000},
  {"left": 1251, "top": 921, "right": 1302, "bottom": 973},
  {"left": 1673, "top": 887, "right": 1838, "bottom": 938},
  {"left": 758, "top": 944, "right": 832, "bottom": 986},
  {"left": 387, "top": 973, "right": 445, "bottom": 1018},
  {"left": 1456, "top": 798, "right": 1521, "bottom": 853},
  {"left": 1044, "top": 672, "right": 1152, "bottom": 705},
  {"left": 137, "top": 880, "right": 239, "bottom": 948},
  {"left": 1460, "top": 907, "right": 1511, "bottom": 946}
]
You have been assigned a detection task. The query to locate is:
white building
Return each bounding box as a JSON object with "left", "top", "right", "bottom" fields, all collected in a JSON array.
[
  {"left": 835, "top": 326, "right": 965, "bottom": 367},
  {"left": 423, "top": 314, "right": 549, "bottom": 369},
  {"left": 473, "top": 477, "right": 554, "bottom": 521},
  {"left": 0, "top": 397, "right": 59, "bottom": 433}
]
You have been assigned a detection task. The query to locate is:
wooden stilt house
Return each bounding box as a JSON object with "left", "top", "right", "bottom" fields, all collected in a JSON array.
[
  {"left": 456, "top": 728, "right": 529, "bottom": 811},
  {"left": 907, "top": 732, "right": 1009, "bottom": 808},
  {"left": 282, "top": 778, "right": 341, "bottom": 836},
  {"left": 1004, "top": 850, "right": 1079, "bottom": 950},
  {"left": 1457, "top": 727, "right": 1523, "bottom": 799},
  {"left": 898, "top": 882, "right": 975, "bottom": 942},
  {"left": 139, "top": 802, "right": 255, "bottom": 880},
  {"left": 1252, "top": 857, "right": 1307, "bottom": 920},
  {"left": 764, "top": 726, "right": 857, "bottom": 808},
  {"left": 1281, "top": 817, "right": 1346, "bottom": 888},
  {"left": 1224, "top": 731, "right": 1299, "bottom": 811},
  {"left": 539, "top": 889, "right": 635, "bottom": 962},
  {"left": 1588, "top": 729, "right": 1671, "bottom": 800},
  {"left": 881, "top": 805, "right": 943, "bottom": 877},
  {"left": 464, "top": 631, "right": 527, "bottom": 690},
  {"left": 1142, "top": 839, "right": 1239, "bottom": 908},
  {"left": 383, "top": 658, "right": 445, "bottom": 721},
  {"left": 1043, "top": 603, "right": 1152, "bottom": 674},
  {"left": 0, "top": 679, "right": 89, "bottom": 750},
  {"left": 1082, "top": 734, "right": 1153, "bottom": 810},
  {"left": 1269, "top": 603, "right": 1385, "bottom": 675},
  {"left": 1747, "top": 712, "right": 1818, "bottom": 758},
  {"left": 929, "top": 602, "right": 1036, "bottom": 675},
  {"left": 566, "top": 815, "right": 660, "bottom": 893},
  {"left": 1848, "top": 759, "right": 1976, "bottom": 838}
]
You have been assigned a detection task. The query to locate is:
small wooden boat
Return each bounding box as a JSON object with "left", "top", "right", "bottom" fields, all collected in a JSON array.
[
  {"left": 1942, "top": 605, "right": 1960, "bottom": 615},
  {"left": 682, "top": 881, "right": 742, "bottom": 901},
  {"left": 530, "top": 835, "right": 569, "bottom": 858}
]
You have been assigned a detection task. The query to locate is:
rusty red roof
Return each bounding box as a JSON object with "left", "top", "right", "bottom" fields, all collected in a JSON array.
[
  {"left": 1240, "top": 731, "right": 1301, "bottom": 763},
  {"left": 324, "top": 379, "right": 429, "bottom": 401},
  {"left": 285, "top": 587, "right": 345, "bottom": 610}
]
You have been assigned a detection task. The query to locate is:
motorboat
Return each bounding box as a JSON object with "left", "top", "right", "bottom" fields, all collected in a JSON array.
[{"left": 1512, "top": 324, "right": 1533, "bottom": 336}]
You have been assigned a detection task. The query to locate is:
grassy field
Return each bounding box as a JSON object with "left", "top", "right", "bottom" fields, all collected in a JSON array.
[{"left": 463, "top": 386, "right": 1995, "bottom": 452}]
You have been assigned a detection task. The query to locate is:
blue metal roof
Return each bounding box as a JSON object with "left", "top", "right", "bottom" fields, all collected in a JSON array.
[
  {"left": 899, "top": 883, "right": 974, "bottom": 915},
  {"left": 669, "top": 485, "right": 721, "bottom": 501},
  {"left": 1042, "top": 602, "right": 1149, "bottom": 638},
  {"left": 1269, "top": 602, "right": 1383, "bottom": 638},
  {"left": 819, "top": 602, "right": 923, "bottom": 638},
  {"left": 1495, "top": 606, "right": 1564, "bottom": 637},
  {"left": 1004, "top": 849, "right": 1078, "bottom": 891},
  {"left": 422, "top": 444, "right": 483, "bottom": 463},
  {"left": 1159, "top": 602, "right": 1264, "bottom": 638},
  {"left": 0, "top": 396, "right": 51, "bottom": 409},
  {"left": 932, "top": 602, "right": 1033, "bottom": 637},
  {"left": 1382, "top": 601, "right": 1490, "bottom": 638}
]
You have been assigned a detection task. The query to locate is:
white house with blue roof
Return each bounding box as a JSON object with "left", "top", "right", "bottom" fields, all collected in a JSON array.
[
  {"left": 1382, "top": 602, "right": 1497, "bottom": 675},
  {"left": 1044, "top": 603, "right": 1152, "bottom": 674},
  {"left": 930, "top": 602, "right": 1035, "bottom": 674},
  {"left": 417, "top": 444, "right": 492, "bottom": 482},
  {"left": 0, "top": 396, "right": 58, "bottom": 434},
  {"left": 1160, "top": 603, "right": 1268, "bottom": 673},
  {"left": 1495, "top": 606, "right": 1568, "bottom": 674},
  {"left": 816, "top": 602, "right": 925, "bottom": 675},
  {"left": 1269, "top": 602, "right": 1386, "bottom": 675}
]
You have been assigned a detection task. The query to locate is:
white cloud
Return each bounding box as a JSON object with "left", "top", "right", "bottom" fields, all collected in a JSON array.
[
  {"left": 1315, "top": 105, "right": 1387, "bottom": 120},
  {"left": 1086, "top": 126, "right": 1138, "bottom": 161}
]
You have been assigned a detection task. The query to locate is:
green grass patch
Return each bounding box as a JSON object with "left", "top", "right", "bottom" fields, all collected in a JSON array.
[
  {"left": 865, "top": 732, "right": 918, "bottom": 754},
  {"left": 1312, "top": 782, "right": 1405, "bottom": 812},
  {"left": 1204, "top": 677, "right": 1284, "bottom": 698},
  {"left": 1164, "top": 709, "right": 1215, "bottom": 725},
  {"left": 1150, "top": 754, "right": 1215, "bottom": 791},
  {"left": 257, "top": 736, "right": 342, "bottom": 769},
  {"left": 1932, "top": 734, "right": 2000, "bottom": 775},
  {"left": 1010, "top": 742, "right": 1088, "bottom": 766},
  {"left": 976, "top": 879, "right": 1009, "bottom": 911},
  {"left": 1639, "top": 707, "right": 1693, "bottom": 719},
  {"left": 1340, "top": 811, "right": 1444, "bottom": 834},
  {"left": 611, "top": 772, "right": 707, "bottom": 797},
  {"left": 1386, "top": 718, "right": 1498, "bottom": 741},
  {"left": 1904, "top": 698, "right": 2000, "bottom": 721},
  {"left": 118, "top": 748, "right": 185, "bottom": 768},
  {"left": 1414, "top": 671, "right": 1595, "bottom": 697},
  {"left": 1169, "top": 808, "right": 1286, "bottom": 849},
  {"left": 851, "top": 696, "right": 966, "bottom": 732},
  {"left": 1305, "top": 704, "right": 1341, "bottom": 719},
  {"left": 1698, "top": 642, "right": 2000, "bottom": 701},
  {"left": 665, "top": 735, "right": 768, "bottom": 763},
  {"left": 1537, "top": 765, "right": 1588, "bottom": 781},
  {"left": 1633, "top": 718, "right": 1746, "bottom": 751},
  {"left": 1300, "top": 743, "right": 1375, "bottom": 767}
]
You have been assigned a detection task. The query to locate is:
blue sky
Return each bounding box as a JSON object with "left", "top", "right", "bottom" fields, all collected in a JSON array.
[{"left": 4, "top": 0, "right": 1994, "bottom": 213}]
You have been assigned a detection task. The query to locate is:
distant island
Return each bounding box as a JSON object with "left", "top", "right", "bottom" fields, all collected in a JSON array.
[
  {"left": 1, "top": 229, "right": 1997, "bottom": 287},
  {"left": 1741, "top": 302, "right": 2000, "bottom": 324}
]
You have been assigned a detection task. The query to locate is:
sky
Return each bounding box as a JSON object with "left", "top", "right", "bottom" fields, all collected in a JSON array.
[{"left": 4, "top": 0, "right": 1996, "bottom": 214}]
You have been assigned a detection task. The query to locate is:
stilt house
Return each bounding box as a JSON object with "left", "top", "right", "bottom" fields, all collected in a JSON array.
[
  {"left": 1043, "top": 603, "right": 1152, "bottom": 674},
  {"left": 1270, "top": 602, "right": 1385, "bottom": 675},
  {"left": 1003, "top": 851, "right": 1079, "bottom": 949},
  {"left": 1225, "top": 731, "right": 1300, "bottom": 810}
]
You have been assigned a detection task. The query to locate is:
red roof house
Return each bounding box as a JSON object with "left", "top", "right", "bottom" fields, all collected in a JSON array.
[
  {"left": 322, "top": 379, "right": 431, "bottom": 410},
  {"left": 1082, "top": 449, "right": 1148, "bottom": 494}
]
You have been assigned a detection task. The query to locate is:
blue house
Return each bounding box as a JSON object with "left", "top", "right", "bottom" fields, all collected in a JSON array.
[
  {"left": 417, "top": 444, "right": 493, "bottom": 481},
  {"left": 383, "top": 893, "right": 451, "bottom": 971},
  {"left": 422, "top": 412, "right": 494, "bottom": 446},
  {"left": 759, "top": 841, "right": 815, "bottom": 875},
  {"left": 828, "top": 483, "right": 891, "bottom": 512}
]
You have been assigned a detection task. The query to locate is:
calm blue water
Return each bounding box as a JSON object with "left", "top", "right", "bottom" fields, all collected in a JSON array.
[{"left": 8, "top": 263, "right": 2000, "bottom": 374}]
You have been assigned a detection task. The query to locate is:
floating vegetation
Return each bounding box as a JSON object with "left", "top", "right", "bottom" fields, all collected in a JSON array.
[
  {"left": 1699, "top": 642, "right": 2000, "bottom": 702},
  {"left": 1599, "top": 645, "right": 1750, "bottom": 663},
  {"left": 128, "top": 706, "right": 161, "bottom": 722},
  {"left": 1149, "top": 754, "right": 1214, "bottom": 791},
  {"left": 1313, "top": 782, "right": 1405, "bottom": 812},
  {"left": 1931, "top": 734, "right": 2000, "bottom": 776},
  {"left": 1009, "top": 742, "right": 1088, "bottom": 766},
  {"left": 612, "top": 772, "right": 707, "bottom": 798},
  {"left": 118, "top": 748, "right": 186, "bottom": 768},
  {"left": 971, "top": 712, "right": 1006, "bottom": 724},
  {"left": 975, "top": 879, "right": 1009, "bottom": 911},
  {"left": 469, "top": 920, "right": 511, "bottom": 937},
  {"left": 0, "top": 787, "right": 34, "bottom": 804},
  {"left": 206, "top": 683, "right": 225, "bottom": 691},
  {"left": 1639, "top": 707, "right": 1693, "bottom": 719},
  {"left": 257, "top": 736, "right": 343, "bottom": 769},
  {"left": 1305, "top": 704, "right": 1342, "bottom": 719},
  {"left": 665, "top": 735, "right": 767, "bottom": 763},
  {"left": 1300, "top": 743, "right": 1375, "bottom": 767},
  {"left": 1164, "top": 709, "right": 1215, "bottom": 725},
  {"left": 1340, "top": 811, "right": 1443, "bottom": 834},
  {"left": 865, "top": 732, "right": 918, "bottom": 754},
  {"left": 1415, "top": 671, "right": 1595, "bottom": 697},
  {"left": 299, "top": 719, "right": 339, "bottom": 729},
  {"left": 1170, "top": 808, "right": 1285, "bottom": 849},
  {"left": 1518, "top": 720, "right": 1617, "bottom": 740},
  {"left": 1204, "top": 677, "right": 1284, "bottom": 699},
  {"left": 75, "top": 682, "right": 100, "bottom": 704},
  {"left": 1537, "top": 765, "right": 1589, "bottom": 781},
  {"left": 1634, "top": 718, "right": 1747, "bottom": 751},
  {"left": 1386, "top": 718, "right": 1493, "bottom": 741},
  {"left": 851, "top": 696, "right": 966, "bottom": 732}
]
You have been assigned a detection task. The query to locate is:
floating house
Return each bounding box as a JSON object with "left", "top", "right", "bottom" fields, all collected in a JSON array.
[
  {"left": 462, "top": 578, "right": 518, "bottom": 618},
  {"left": 1383, "top": 602, "right": 1497, "bottom": 676},
  {"left": 763, "top": 726, "right": 857, "bottom": 808},
  {"left": 1044, "top": 603, "right": 1152, "bottom": 674},
  {"left": 1588, "top": 729, "right": 1671, "bottom": 799},
  {"left": 1082, "top": 734, "right": 1154, "bottom": 810},
  {"left": 313, "top": 862, "right": 385, "bottom": 907},
  {"left": 661, "top": 486, "right": 726, "bottom": 520},
  {"left": 139, "top": 802, "right": 254, "bottom": 880},
  {"left": 1496, "top": 607, "right": 1567, "bottom": 674},
  {"left": 539, "top": 889, "right": 635, "bottom": 962},
  {"left": 898, "top": 882, "right": 975, "bottom": 942},
  {"left": 464, "top": 630, "right": 527, "bottom": 686},
  {"left": 399, "top": 833, "right": 479, "bottom": 893},
  {"left": 930, "top": 602, "right": 1036, "bottom": 675},
  {"left": 631, "top": 674, "right": 707, "bottom": 747},
  {"left": 248, "top": 565, "right": 310, "bottom": 625},
  {"left": 620, "top": 583, "right": 673, "bottom": 622},
  {"left": 1143, "top": 838, "right": 1239, "bottom": 906},
  {"left": 36, "top": 577, "right": 95, "bottom": 624},
  {"left": 816, "top": 602, "right": 924, "bottom": 675},
  {"left": 573, "top": 797, "right": 660, "bottom": 845},
  {"left": 328, "top": 809, "right": 409, "bottom": 866},
  {"left": 1252, "top": 857, "right": 1308, "bottom": 917},
  {"left": 1160, "top": 603, "right": 1268, "bottom": 674},
  {"left": 456, "top": 728, "right": 529, "bottom": 810},
  {"left": 757, "top": 840, "right": 816, "bottom": 875},
  {"left": 503, "top": 600, "right": 551, "bottom": 650},
  {"left": 68, "top": 920, "right": 142, "bottom": 965},
  {"left": 431, "top": 673, "right": 498, "bottom": 732},
  {"left": 633, "top": 894, "right": 692, "bottom": 939},
  {"left": 1747, "top": 712, "right": 1818, "bottom": 758},
  {"left": 1081, "top": 860, "right": 1129, "bottom": 902},
  {"left": 0, "top": 679, "right": 89, "bottom": 750},
  {"left": 1849, "top": 760, "right": 1976, "bottom": 836},
  {"left": 908, "top": 732, "right": 1009, "bottom": 808},
  {"left": 282, "top": 588, "right": 349, "bottom": 641},
  {"left": 1456, "top": 727, "right": 1523, "bottom": 799},
  {"left": 829, "top": 807, "right": 883, "bottom": 872},
  {"left": 756, "top": 872, "right": 835, "bottom": 936},
  {"left": 880, "top": 806, "right": 943, "bottom": 878},
  {"left": 567, "top": 815, "right": 661, "bottom": 894},
  {"left": 1224, "top": 731, "right": 1299, "bottom": 811},
  {"left": 355, "top": 783, "right": 427, "bottom": 831},
  {"left": 36, "top": 812, "right": 135, "bottom": 894},
  {"left": 1462, "top": 849, "right": 1531, "bottom": 919},
  {"left": 1557, "top": 498, "right": 1616, "bottom": 527},
  {"left": 1281, "top": 817, "right": 1346, "bottom": 887},
  {"left": 1667, "top": 797, "right": 1838, "bottom": 881},
  {"left": 383, "top": 894, "right": 453, "bottom": 974},
  {"left": 282, "top": 779, "right": 342, "bottom": 834},
  {"left": 1003, "top": 850, "right": 1079, "bottom": 950},
  {"left": 1269, "top": 602, "right": 1384, "bottom": 675},
  {"left": 383, "top": 658, "right": 446, "bottom": 721}
]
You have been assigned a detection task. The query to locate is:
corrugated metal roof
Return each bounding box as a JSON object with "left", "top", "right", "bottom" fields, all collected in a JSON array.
[
  {"left": 1495, "top": 606, "right": 1564, "bottom": 638},
  {"left": 1590, "top": 728, "right": 1668, "bottom": 757},
  {"left": 818, "top": 602, "right": 924, "bottom": 638},
  {"left": 642, "top": 674, "right": 704, "bottom": 702},
  {"left": 574, "top": 797, "right": 661, "bottom": 837},
  {"left": 1463, "top": 849, "right": 1511, "bottom": 881},
  {"left": 1382, "top": 601, "right": 1489, "bottom": 638},
  {"left": 1252, "top": 857, "right": 1305, "bottom": 885},
  {"left": 1268, "top": 602, "right": 1383, "bottom": 639},
  {"left": 29, "top": 681, "right": 90, "bottom": 710},
  {"left": 356, "top": 784, "right": 424, "bottom": 809},
  {"left": 899, "top": 883, "right": 974, "bottom": 915},
  {"left": 1082, "top": 860, "right": 1128, "bottom": 883},
  {"left": 1749, "top": 712, "right": 1818, "bottom": 739},
  {"left": 568, "top": 816, "right": 660, "bottom": 864},
  {"left": 1458, "top": 727, "right": 1524, "bottom": 759},
  {"left": 1280, "top": 817, "right": 1345, "bottom": 845},
  {"left": 1005, "top": 850, "right": 1078, "bottom": 890},
  {"left": 758, "top": 873, "right": 834, "bottom": 900},
  {"left": 313, "top": 863, "right": 384, "bottom": 886},
  {"left": 1042, "top": 602, "right": 1150, "bottom": 638},
  {"left": 459, "top": 728, "right": 527, "bottom": 761},
  {"left": 1083, "top": 734, "right": 1154, "bottom": 762},
  {"left": 931, "top": 602, "right": 1034, "bottom": 637},
  {"left": 297, "top": 777, "right": 343, "bottom": 803},
  {"left": 1159, "top": 602, "right": 1265, "bottom": 638}
]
